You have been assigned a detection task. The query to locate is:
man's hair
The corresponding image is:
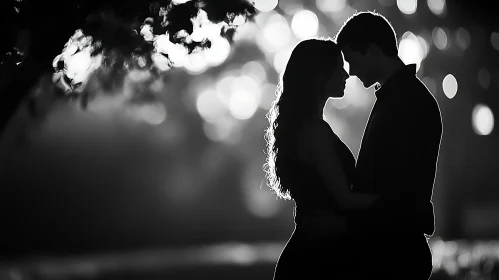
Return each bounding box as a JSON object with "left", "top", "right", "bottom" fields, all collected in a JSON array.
[{"left": 335, "top": 11, "right": 398, "bottom": 57}]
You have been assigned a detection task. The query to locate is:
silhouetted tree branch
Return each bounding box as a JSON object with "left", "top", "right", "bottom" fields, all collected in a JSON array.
[{"left": 0, "top": 0, "right": 257, "bottom": 136}]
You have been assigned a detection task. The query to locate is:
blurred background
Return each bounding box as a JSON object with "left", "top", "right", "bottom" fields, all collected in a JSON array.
[{"left": 1, "top": 0, "right": 499, "bottom": 279}]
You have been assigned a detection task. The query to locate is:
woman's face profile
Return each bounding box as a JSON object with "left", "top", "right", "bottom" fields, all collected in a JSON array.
[{"left": 323, "top": 54, "right": 349, "bottom": 99}]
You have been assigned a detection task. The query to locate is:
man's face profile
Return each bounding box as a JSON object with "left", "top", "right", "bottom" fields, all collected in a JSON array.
[{"left": 342, "top": 45, "right": 377, "bottom": 89}]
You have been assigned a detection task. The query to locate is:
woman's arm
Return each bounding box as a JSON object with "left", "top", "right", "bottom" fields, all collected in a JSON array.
[{"left": 295, "top": 120, "right": 379, "bottom": 212}]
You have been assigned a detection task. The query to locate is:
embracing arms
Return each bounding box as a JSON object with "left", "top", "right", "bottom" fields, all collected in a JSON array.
[{"left": 295, "top": 120, "right": 379, "bottom": 212}]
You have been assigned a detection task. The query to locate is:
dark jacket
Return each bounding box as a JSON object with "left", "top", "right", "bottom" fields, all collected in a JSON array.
[{"left": 352, "top": 63, "right": 443, "bottom": 237}]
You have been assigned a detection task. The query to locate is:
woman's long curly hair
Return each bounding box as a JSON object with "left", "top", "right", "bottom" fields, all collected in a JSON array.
[{"left": 263, "top": 38, "right": 341, "bottom": 200}]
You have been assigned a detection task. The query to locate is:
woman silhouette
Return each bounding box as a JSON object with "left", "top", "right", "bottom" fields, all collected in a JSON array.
[{"left": 264, "top": 38, "right": 380, "bottom": 278}]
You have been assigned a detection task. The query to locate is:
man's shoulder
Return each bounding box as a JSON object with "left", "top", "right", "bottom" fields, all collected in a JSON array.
[
  {"left": 395, "top": 78, "right": 440, "bottom": 111},
  {"left": 416, "top": 79, "right": 441, "bottom": 117}
]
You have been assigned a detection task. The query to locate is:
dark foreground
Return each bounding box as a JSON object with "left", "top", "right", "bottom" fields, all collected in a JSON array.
[{"left": 1, "top": 240, "right": 497, "bottom": 280}]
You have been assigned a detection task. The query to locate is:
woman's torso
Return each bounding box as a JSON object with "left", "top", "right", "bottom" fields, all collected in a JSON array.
[{"left": 280, "top": 119, "right": 356, "bottom": 238}]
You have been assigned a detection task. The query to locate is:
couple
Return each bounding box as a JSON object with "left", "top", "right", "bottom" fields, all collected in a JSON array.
[{"left": 264, "top": 11, "right": 443, "bottom": 279}]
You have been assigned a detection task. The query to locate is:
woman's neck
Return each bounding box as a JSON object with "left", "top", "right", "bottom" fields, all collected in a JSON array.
[{"left": 313, "top": 101, "right": 326, "bottom": 120}]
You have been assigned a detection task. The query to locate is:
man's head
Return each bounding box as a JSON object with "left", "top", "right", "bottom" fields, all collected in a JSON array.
[{"left": 335, "top": 11, "right": 399, "bottom": 88}]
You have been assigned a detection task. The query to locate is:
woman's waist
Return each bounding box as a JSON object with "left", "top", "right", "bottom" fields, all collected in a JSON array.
[{"left": 294, "top": 208, "right": 348, "bottom": 238}]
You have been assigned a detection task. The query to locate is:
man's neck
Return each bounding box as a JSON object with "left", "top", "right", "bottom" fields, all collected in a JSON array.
[{"left": 378, "top": 57, "right": 406, "bottom": 86}]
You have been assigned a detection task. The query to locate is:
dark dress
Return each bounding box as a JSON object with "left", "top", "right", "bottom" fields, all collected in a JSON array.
[{"left": 273, "top": 119, "right": 357, "bottom": 279}]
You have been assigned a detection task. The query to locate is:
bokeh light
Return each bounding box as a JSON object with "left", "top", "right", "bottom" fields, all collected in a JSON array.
[
  {"left": 196, "top": 88, "right": 227, "bottom": 122},
  {"left": 278, "top": 0, "right": 304, "bottom": 16},
  {"left": 184, "top": 51, "right": 209, "bottom": 74},
  {"left": 151, "top": 53, "right": 171, "bottom": 71},
  {"left": 234, "top": 75, "right": 262, "bottom": 105},
  {"left": 204, "top": 37, "right": 231, "bottom": 67},
  {"left": 472, "top": 104, "right": 495, "bottom": 135},
  {"left": 398, "top": 31, "right": 424, "bottom": 72},
  {"left": 490, "top": 32, "right": 499, "bottom": 51},
  {"left": 169, "top": 43, "right": 189, "bottom": 67},
  {"left": 242, "top": 166, "right": 281, "bottom": 218},
  {"left": 397, "top": 0, "right": 417, "bottom": 15},
  {"left": 427, "top": 0, "right": 446, "bottom": 16},
  {"left": 127, "top": 69, "right": 151, "bottom": 83},
  {"left": 291, "top": 10, "right": 319, "bottom": 40},
  {"left": 316, "top": 0, "right": 346, "bottom": 13},
  {"left": 442, "top": 74, "right": 458, "bottom": 99},
  {"left": 233, "top": 21, "right": 259, "bottom": 42},
  {"left": 127, "top": 103, "right": 167, "bottom": 125},
  {"left": 456, "top": 27, "right": 471, "bottom": 50},
  {"left": 328, "top": 4, "right": 356, "bottom": 26},
  {"left": 218, "top": 244, "right": 258, "bottom": 265},
  {"left": 378, "top": 0, "right": 395, "bottom": 6},
  {"left": 203, "top": 117, "right": 236, "bottom": 142},
  {"left": 432, "top": 27, "right": 448, "bottom": 50},
  {"left": 259, "top": 13, "right": 293, "bottom": 53},
  {"left": 478, "top": 68, "right": 491, "bottom": 89},
  {"left": 457, "top": 252, "right": 471, "bottom": 267},
  {"left": 254, "top": 10, "right": 274, "bottom": 28},
  {"left": 232, "top": 15, "right": 246, "bottom": 26},
  {"left": 273, "top": 48, "right": 293, "bottom": 74},
  {"left": 422, "top": 77, "right": 437, "bottom": 95},
  {"left": 216, "top": 74, "right": 236, "bottom": 106},
  {"left": 253, "top": 0, "right": 278, "bottom": 12},
  {"left": 229, "top": 89, "right": 259, "bottom": 120},
  {"left": 217, "top": 74, "right": 262, "bottom": 120},
  {"left": 241, "top": 61, "right": 268, "bottom": 84},
  {"left": 417, "top": 35, "right": 430, "bottom": 59},
  {"left": 62, "top": 48, "right": 100, "bottom": 86},
  {"left": 259, "top": 83, "right": 277, "bottom": 110}
]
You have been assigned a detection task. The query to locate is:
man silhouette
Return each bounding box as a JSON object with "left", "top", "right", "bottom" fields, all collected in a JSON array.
[{"left": 335, "top": 11, "right": 442, "bottom": 279}]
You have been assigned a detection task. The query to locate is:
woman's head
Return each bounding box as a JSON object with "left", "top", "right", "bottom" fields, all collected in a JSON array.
[
  {"left": 282, "top": 38, "right": 348, "bottom": 106},
  {"left": 264, "top": 38, "right": 347, "bottom": 200}
]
